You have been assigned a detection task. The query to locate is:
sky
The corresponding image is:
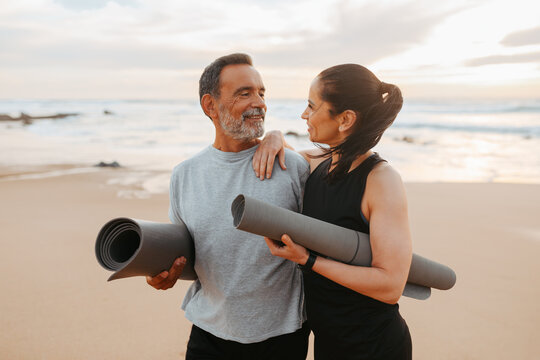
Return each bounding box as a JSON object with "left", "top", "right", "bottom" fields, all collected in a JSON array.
[{"left": 1, "top": 0, "right": 539, "bottom": 100}]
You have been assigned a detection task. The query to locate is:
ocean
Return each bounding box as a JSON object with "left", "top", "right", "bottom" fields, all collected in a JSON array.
[{"left": 1, "top": 98, "right": 539, "bottom": 196}]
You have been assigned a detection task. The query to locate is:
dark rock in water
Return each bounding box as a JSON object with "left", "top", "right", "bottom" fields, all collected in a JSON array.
[
  {"left": 20, "top": 113, "right": 33, "bottom": 125},
  {"left": 285, "top": 131, "right": 309, "bottom": 138},
  {"left": 103, "top": 109, "right": 114, "bottom": 115},
  {"left": 402, "top": 136, "right": 415, "bottom": 143},
  {"left": 32, "top": 112, "right": 79, "bottom": 119},
  {"left": 0, "top": 112, "right": 79, "bottom": 123},
  {"left": 95, "top": 161, "right": 121, "bottom": 168},
  {"left": 0, "top": 114, "right": 16, "bottom": 121},
  {"left": 0, "top": 113, "right": 33, "bottom": 124},
  {"left": 395, "top": 135, "right": 415, "bottom": 144}
]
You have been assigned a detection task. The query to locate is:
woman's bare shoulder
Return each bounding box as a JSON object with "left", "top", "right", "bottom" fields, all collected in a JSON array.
[
  {"left": 299, "top": 148, "right": 330, "bottom": 173},
  {"left": 367, "top": 162, "right": 406, "bottom": 197}
]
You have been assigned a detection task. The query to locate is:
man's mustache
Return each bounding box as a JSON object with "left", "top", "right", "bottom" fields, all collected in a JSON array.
[{"left": 242, "top": 108, "right": 265, "bottom": 120}]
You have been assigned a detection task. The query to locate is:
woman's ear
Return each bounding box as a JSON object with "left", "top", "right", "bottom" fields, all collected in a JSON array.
[
  {"left": 338, "top": 110, "right": 357, "bottom": 132},
  {"left": 201, "top": 94, "right": 218, "bottom": 121}
]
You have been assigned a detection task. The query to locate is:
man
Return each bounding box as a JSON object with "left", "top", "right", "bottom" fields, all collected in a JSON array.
[{"left": 146, "top": 53, "right": 310, "bottom": 359}]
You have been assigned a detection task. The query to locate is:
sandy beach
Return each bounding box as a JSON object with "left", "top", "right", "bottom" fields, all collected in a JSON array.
[{"left": 0, "top": 167, "right": 539, "bottom": 359}]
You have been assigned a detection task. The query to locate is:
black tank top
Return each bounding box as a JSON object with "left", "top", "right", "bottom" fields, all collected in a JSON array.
[{"left": 302, "top": 153, "right": 411, "bottom": 359}]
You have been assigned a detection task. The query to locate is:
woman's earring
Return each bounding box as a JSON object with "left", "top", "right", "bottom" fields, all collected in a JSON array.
[{"left": 339, "top": 126, "right": 344, "bottom": 131}]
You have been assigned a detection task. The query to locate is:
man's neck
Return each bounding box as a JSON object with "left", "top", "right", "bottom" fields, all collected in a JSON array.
[{"left": 213, "top": 136, "right": 259, "bottom": 153}]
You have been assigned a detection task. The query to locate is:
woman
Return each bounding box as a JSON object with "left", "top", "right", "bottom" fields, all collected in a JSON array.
[{"left": 257, "top": 64, "right": 412, "bottom": 359}]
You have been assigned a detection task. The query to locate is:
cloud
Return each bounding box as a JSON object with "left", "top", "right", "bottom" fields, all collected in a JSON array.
[
  {"left": 4, "top": 0, "right": 534, "bottom": 99},
  {"left": 53, "top": 0, "right": 139, "bottom": 11},
  {"left": 501, "top": 26, "right": 540, "bottom": 47},
  {"left": 0, "top": 0, "right": 335, "bottom": 70},
  {"left": 251, "top": 1, "right": 470, "bottom": 69},
  {"left": 0, "top": 0, "right": 467, "bottom": 71},
  {"left": 465, "top": 51, "right": 540, "bottom": 66}
]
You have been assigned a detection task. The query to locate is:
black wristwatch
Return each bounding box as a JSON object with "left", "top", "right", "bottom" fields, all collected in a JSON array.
[{"left": 300, "top": 252, "right": 317, "bottom": 271}]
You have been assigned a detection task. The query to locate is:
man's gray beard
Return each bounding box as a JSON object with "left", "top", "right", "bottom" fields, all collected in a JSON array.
[{"left": 218, "top": 106, "right": 265, "bottom": 141}]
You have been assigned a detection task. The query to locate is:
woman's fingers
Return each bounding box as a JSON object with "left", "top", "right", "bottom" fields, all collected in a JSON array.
[
  {"left": 266, "top": 154, "right": 275, "bottom": 179},
  {"left": 264, "top": 237, "right": 282, "bottom": 253},
  {"left": 252, "top": 130, "right": 287, "bottom": 180},
  {"left": 280, "top": 234, "right": 310, "bottom": 264},
  {"left": 264, "top": 237, "right": 275, "bottom": 251},
  {"left": 278, "top": 148, "right": 287, "bottom": 170},
  {"left": 259, "top": 152, "right": 268, "bottom": 180},
  {"left": 281, "top": 234, "right": 295, "bottom": 247},
  {"left": 253, "top": 150, "right": 274, "bottom": 180},
  {"left": 252, "top": 149, "right": 263, "bottom": 177},
  {"left": 265, "top": 234, "right": 308, "bottom": 265}
]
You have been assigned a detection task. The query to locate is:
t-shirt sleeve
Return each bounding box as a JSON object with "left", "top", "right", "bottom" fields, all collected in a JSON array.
[
  {"left": 285, "top": 149, "right": 310, "bottom": 212},
  {"left": 297, "top": 159, "right": 310, "bottom": 211},
  {"left": 168, "top": 166, "right": 183, "bottom": 224}
]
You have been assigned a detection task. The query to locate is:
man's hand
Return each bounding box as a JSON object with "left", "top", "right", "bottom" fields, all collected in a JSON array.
[
  {"left": 253, "top": 130, "right": 287, "bottom": 180},
  {"left": 146, "top": 256, "right": 186, "bottom": 290}
]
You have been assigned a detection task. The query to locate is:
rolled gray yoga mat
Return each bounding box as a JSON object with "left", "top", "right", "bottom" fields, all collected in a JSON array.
[
  {"left": 231, "top": 194, "right": 456, "bottom": 300},
  {"left": 95, "top": 217, "right": 196, "bottom": 281}
]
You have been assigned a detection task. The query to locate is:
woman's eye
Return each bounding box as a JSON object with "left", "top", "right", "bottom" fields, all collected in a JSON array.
[{"left": 259, "top": 93, "right": 265, "bottom": 98}]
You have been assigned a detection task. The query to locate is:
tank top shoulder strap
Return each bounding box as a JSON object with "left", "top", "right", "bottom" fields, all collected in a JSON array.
[
  {"left": 351, "top": 153, "right": 387, "bottom": 225},
  {"left": 310, "top": 157, "right": 332, "bottom": 178},
  {"left": 309, "top": 153, "right": 385, "bottom": 182},
  {"left": 352, "top": 152, "right": 386, "bottom": 188},
  {"left": 356, "top": 152, "right": 386, "bottom": 174}
]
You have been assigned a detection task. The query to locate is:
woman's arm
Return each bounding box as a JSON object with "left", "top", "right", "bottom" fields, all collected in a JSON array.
[
  {"left": 253, "top": 130, "right": 329, "bottom": 179},
  {"left": 252, "top": 130, "right": 291, "bottom": 180},
  {"left": 265, "top": 164, "right": 412, "bottom": 304}
]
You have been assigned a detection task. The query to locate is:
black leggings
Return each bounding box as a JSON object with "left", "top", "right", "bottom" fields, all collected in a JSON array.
[
  {"left": 313, "top": 315, "right": 412, "bottom": 360},
  {"left": 186, "top": 323, "right": 310, "bottom": 360}
]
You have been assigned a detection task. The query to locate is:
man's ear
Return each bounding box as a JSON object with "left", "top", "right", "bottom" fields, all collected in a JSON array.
[
  {"left": 338, "top": 110, "right": 358, "bottom": 133},
  {"left": 201, "top": 94, "right": 218, "bottom": 121}
]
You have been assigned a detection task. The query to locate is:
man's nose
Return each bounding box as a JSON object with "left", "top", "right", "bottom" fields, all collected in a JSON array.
[{"left": 252, "top": 94, "right": 265, "bottom": 108}]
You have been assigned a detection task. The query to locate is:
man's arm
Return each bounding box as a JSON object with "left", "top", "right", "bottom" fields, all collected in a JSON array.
[{"left": 147, "top": 165, "right": 187, "bottom": 290}]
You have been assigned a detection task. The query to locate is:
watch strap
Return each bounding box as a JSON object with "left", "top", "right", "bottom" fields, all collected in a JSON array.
[{"left": 300, "top": 252, "right": 317, "bottom": 271}]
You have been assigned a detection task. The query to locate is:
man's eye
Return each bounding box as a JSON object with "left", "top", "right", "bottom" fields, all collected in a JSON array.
[
  {"left": 259, "top": 93, "right": 265, "bottom": 98},
  {"left": 241, "top": 93, "right": 249, "bottom": 97}
]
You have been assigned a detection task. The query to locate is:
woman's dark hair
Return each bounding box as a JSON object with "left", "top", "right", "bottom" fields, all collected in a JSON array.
[{"left": 315, "top": 64, "right": 403, "bottom": 182}]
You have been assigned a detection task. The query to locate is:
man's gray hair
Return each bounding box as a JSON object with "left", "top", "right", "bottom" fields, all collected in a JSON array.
[{"left": 199, "top": 53, "right": 253, "bottom": 101}]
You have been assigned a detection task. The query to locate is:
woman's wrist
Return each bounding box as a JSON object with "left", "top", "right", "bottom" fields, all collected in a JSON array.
[
  {"left": 300, "top": 252, "right": 309, "bottom": 265},
  {"left": 300, "top": 252, "right": 317, "bottom": 271}
]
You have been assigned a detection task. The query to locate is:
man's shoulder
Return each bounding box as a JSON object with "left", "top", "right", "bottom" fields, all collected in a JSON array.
[
  {"left": 172, "top": 146, "right": 212, "bottom": 175},
  {"left": 283, "top": 148, "right": 309, "bottom": 171},
  {"left": 284, "top": 148, "right": 307, "bottom": 164}
]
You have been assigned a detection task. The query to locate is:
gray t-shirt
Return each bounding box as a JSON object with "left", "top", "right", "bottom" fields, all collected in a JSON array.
[{"left": 169, "top": 144, "right": 310, "bottom": 343}]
